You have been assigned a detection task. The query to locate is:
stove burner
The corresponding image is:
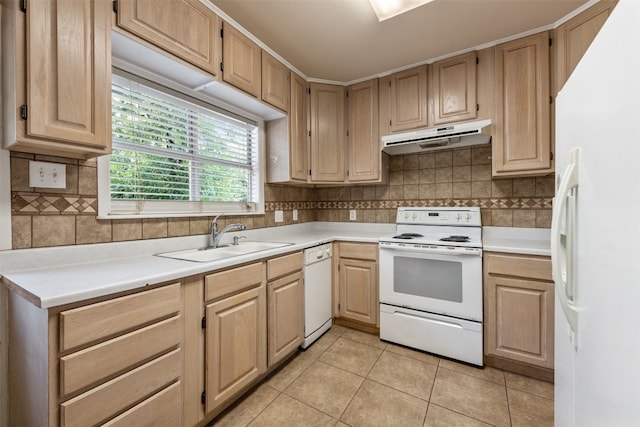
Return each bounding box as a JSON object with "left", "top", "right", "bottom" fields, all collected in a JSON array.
[
  {"left": 392, "top": 233, "right": 424, "bottom": 239},
  {"left": 440, "top": 235, "right": 471, "bottom": 243}
]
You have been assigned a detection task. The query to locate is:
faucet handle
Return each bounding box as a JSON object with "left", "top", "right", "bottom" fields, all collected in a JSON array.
[{"left": 233, "top": 235, "right": 246, "bottom": 246}]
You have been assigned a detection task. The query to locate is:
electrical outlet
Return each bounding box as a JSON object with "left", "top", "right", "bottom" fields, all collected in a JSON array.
[
  {"left": 275, "top": 210, "right": 284, "bottom": 223},
  {"left": 349, "top": 210, "right": 357, "bottom": 221},
  {"left": 293, "top": 209, "right": 298, "bottom": 221},
  {"left": 29, "top": 161, "right": 66, "bottom": 189}
]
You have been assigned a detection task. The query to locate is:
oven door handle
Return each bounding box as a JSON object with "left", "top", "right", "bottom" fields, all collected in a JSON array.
[{"left": 379, "top": 243, "right": 481, "bottom": 256}]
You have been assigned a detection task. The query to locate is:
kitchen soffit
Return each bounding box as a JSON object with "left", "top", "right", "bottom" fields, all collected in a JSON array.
[{"left": 209, "top": 0, "right": 591, "bottom": 83}]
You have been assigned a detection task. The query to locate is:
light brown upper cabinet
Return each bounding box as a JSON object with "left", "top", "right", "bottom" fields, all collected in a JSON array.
[
  {"left": 430, "top": 52, "right": 478, "bottom": 125},
  {"left": 222, "top": 22, "right": 261, "bottom": 98},
  {"left": 310, "top": 83, "right": 346, "bottom": 183},
  {"left": 265, "top": 72, "right": 309, "bottom": 183},
  {"left": 262, "top": 52, "right": 290, "bottom": 112},
  {"left": 379, "top": 65, "right": 428, "bottom": 135},
  {"left": 493, "top": 31, "right": 552, "bottom": 177},
  {"left": 555, "top": 0, "right": 618, "bottom": 93},
  {"left": 289, "top": 73, "right": 310, "bottom": 182},
  {"left": 115, "top": 0, "right": 221, "bottom": 78},
  {"left": 347, "top": 79, "right": 387, "bottom": 183},
  {"left": 2, "top": 0, "right": 112, "bottom": 159}
]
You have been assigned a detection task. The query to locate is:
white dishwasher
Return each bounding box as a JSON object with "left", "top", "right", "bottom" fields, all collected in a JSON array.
[{"left": 301, "top": 243, "right": 333, "bottom": 349}]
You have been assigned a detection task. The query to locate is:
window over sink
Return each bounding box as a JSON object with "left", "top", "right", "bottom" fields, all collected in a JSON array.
[{"left": 98, "top": 69, "right": 264, "bottom": 218}]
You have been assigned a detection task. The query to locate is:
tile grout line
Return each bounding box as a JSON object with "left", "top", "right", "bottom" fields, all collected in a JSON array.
[
  {"left": 271, "top": 328, "right": 350, "bottom": 424},
  {"left": 229, "top": 332, "right": 344, "bottom": 427}
]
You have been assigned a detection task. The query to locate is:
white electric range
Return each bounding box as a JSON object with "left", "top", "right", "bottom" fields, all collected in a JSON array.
[{"left": 379, "top": 207, "right": 483, "bottom": 366}]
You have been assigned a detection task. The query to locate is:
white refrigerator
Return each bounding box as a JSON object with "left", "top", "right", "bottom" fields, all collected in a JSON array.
[{"left": 553, "top": 0, "right": 640, "bottom": 425}]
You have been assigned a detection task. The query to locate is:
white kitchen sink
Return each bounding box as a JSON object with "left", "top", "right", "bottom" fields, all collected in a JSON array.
[{"left": 155, "top": 241, "right": 293, "bottom": 262}]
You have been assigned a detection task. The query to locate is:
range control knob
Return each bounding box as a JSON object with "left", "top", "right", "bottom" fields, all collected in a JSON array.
[
  {"left": 466, "top": 213, "right": 472, "bottom": 221},
  {"left": 456, "top": 213, "right": 462, "bottom": 222}
]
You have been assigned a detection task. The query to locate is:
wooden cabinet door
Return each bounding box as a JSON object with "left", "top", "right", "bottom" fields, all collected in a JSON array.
[
  {"left": 267, "top": 271, "right": 304, "bottom": 366},
  {"left": 493, "top": 32, "right": 552, "bottom": 177},
  {"left": 385, "top": 66, "right": 428, "bottom": 133},
  {"left": 205, "top": 285, "right": 266, "bottom": 412},
  {"left": 430, "top": 52, "right": 477, "bottom": 125},
  {"left": 222, "top": 23, "right": 261, "bottom": 98},
  {"left": 310, "top": 83, "right": 345, "bottom": 183},
  {"left": 485, "top": 275, "right": 554, "bottom": 369},
  {"left": 25, "top": 0, "right": 111, "bottom": 152},
  {"left": 339, "top": 258, "right": 378, "bottom": 325},
  {"left": 555, "top": 0, "right": 617, "bottom": 92},
  {"left": 116, "top": 0, "right": 221, "bottom": 77},
  {"left": 290, "top": 73, "right": 309, "bottom": 182},
  {"left": 347, "top": 79, "right": 380, "bottom": 182},
  {"left": 262, "top": 52, "right": 290, "bottom": 112}
]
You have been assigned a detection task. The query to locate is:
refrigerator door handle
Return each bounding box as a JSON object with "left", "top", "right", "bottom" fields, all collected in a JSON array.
[{"left": 551, "top": 147, "right": 580, "bottom": 346}]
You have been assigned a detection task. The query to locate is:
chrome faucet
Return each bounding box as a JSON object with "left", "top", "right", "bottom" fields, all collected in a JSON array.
[{"left": 210, "top": 215, "right": 245, "bottom": 248}]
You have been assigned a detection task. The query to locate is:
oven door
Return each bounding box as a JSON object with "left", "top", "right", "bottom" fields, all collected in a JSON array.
[{"left": 379, "top": 242, "right": 483, "bottom": 321}]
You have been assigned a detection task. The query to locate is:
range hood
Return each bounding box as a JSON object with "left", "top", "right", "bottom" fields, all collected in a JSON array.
[{"left": 381, "top": 119, "right": 492, "bottom": 155}]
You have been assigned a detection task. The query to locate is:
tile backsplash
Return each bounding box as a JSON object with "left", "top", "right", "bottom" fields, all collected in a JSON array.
[
  {"left": 9, "top": 145, "right": 553, "bottom": 249},
  {"left": 315, "top": 146, "right": 553, "bottom": 227}
]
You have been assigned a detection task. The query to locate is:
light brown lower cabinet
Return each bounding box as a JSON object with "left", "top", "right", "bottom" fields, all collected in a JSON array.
[
  {"left": 204, "top": 262, "right": 267, "bottom": 413},
  {"left": 7, "top": 283, "right": 182, "bottom": 427},
  {"left": 6, "top": 252, "right": 306, "bottom": 427},
  {"left": 335, "top": 242, "right": 379, "bottom": 327},
  {"left": 267, "top": 252, "right": 304, "bottom": 366},
  {"left": 484, "top": 252, "right": 554, "bottom": 370}
]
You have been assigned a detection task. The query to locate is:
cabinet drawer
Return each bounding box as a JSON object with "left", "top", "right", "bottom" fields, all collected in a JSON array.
[
  {"left": 339, "top": 242, "right": 377, "bottom": 261},
  {"left": 60, "top": 349, "right": 180, "bottom": 427},
  {"left": 60, "top": 315, "right": 180, "bottom": 396},
  {"left": 59, "top": 283, "right": 180, "bottom": 351},
  {"left": 485, "top": 252, "right": 552, "bottom": 281},
  {"left": 267, "top": 251, "right": 303, "bottom": 280},
  {"left": 205, "top": 262, "right": 264, "bottom": 302},
  {"left": 101, "top": 381, "right": 181, "bottom": 427}
]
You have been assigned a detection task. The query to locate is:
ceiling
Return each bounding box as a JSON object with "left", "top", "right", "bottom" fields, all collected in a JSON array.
[{"left": 209, "top": 0, "right": 591, "bottom": 83}]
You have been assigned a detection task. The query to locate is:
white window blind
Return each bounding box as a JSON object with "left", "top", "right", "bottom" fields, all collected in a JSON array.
[{"left": 106, "top": 71, "right": 262, "bottom": 216}]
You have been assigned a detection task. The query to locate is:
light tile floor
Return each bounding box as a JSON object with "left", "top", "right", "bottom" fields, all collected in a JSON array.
[{"left": 212, "top": 325, "right": 554, "bottom": 427}]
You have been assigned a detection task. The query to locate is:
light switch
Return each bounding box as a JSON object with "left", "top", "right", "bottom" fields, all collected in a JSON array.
[{"left": 29, "top": 161, "right": 66, "bottom": 189}]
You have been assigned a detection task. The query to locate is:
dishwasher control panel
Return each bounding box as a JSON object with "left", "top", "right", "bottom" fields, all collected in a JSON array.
[{"left": 304, "top": 243, "right": 332, "bottom": 264}]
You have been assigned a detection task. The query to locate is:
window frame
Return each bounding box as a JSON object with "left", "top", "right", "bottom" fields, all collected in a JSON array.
[{"left": 98, "top": 67, "right": 265, "bottom": 220}]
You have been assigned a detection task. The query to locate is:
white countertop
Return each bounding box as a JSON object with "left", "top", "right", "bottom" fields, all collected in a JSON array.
[
  {"left": 0, "top": 222, "right": 394, "bottom": 309},
  {"left": 482, "top": 226, "right": 551, "bottom": 257},
  {"left": 1, "top": 222, "right": 551, "bottom": 309}
]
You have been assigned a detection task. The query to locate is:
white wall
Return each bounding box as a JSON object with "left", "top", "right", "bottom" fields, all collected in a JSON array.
[{"left": 0, "top": 3, "right": 10, "bottom": 425}]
